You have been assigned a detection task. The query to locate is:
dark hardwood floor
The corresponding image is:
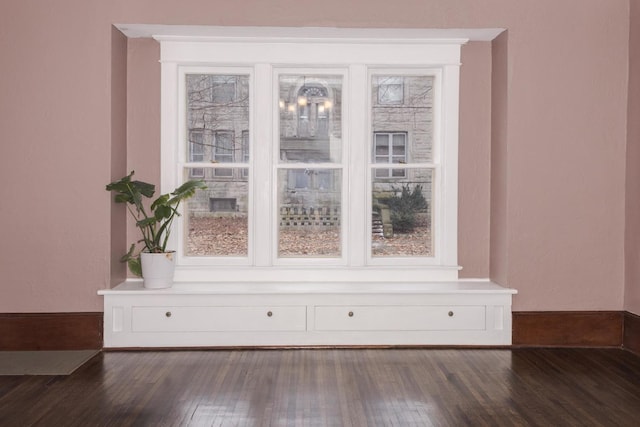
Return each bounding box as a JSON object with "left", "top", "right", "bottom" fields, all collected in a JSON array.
[{"left": 1, "top": 348, "right": 639, "bottom": 426}]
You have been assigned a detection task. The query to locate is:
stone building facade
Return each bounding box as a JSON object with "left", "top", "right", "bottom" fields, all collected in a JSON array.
[{"left": 184, "top": 73, "right": 433, "bottom": 232}]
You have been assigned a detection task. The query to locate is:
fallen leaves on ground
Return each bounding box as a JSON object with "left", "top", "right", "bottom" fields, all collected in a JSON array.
[{"left": 188, "top": 216, "right": 431, "bottom": 257}]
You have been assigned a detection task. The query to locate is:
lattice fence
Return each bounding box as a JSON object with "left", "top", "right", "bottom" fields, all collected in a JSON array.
[{"left": 279, "top": 206, "right": 340, "bottom": 228}]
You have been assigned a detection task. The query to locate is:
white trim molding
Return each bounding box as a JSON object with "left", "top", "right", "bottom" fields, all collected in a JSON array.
[{"left": 115, "top": 25, "right": 505, "bottom": 42}]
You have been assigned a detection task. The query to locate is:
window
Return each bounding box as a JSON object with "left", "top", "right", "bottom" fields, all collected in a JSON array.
[
  {"left": 374, "top": 132, "right": 407, "bottom": 178},
  {"left": 210, "top": 198, "right": 237, "bottom": 212},
  {"left": 189, "top": 130, "right": 205, "bottom": 178},
  {"left": 160, "top": 29, "right": 463, "bottom": 281},
  {"left": 241, "top": 131, "right": 249, "bottom": 178},
  {"left": 376, "top": 76, "right": 404, "bottom": 105},
  {"left": 211, "top": 75, "right": 237, "bottom": 104},
  {"left": 213, "top": 131, "right": 234, "bottom": 177}
]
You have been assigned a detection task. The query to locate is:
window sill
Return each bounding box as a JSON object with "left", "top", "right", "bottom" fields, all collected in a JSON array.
[
  {"left": 168, "top": 265, "right": 463, "bottom": 282},
  {"left": 99, "top": 279, "right": 515, "bottom": 296}
]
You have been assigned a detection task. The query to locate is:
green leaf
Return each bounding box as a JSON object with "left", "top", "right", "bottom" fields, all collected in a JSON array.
[
  {"left": 154, "top": 205, "right": 173, "bottom": 220},
  {"left": 168, "top": 180, "right": 207, "bottom": 205},
  {"left": 150, "top": 194, "right": 170, "bottom": 211},
  {"left": 127, "top": 257, "right": 142, "bottom": 277},
  {"left": 113, "top": 194, "right": 133, "bottom": 204},
  {"left": 131, "top": 180, "right": 155, "bottom": 198},
  {"left": 105, "top": 171, "right": 134, "bottom": 192},
  {"left": 119, "top": 243, "right": 137, "bottom": 263},
  {"left": 118, "top": 244, "right": 142, "bottom": 277},
  {"left": 136, "top": 217, "right": 158, "bottom": 228}
]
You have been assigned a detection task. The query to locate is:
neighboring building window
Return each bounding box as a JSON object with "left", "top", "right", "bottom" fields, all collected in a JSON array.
[
  {"left": 214, "top": 131, "right": 234, "bottom": 177},
  {"left": 163, "top": 30, "right": 462, "bottom": 281},
  {"left": 189, "top": 130, "right": 205, "bottom": 178},
  {"left": 376, "top": 76, "right": 404, "bottom": 105},
  {"left": 374, "top": 132, "right": 407, "bottom": 178},
  {"left": 210, "top": 198, "right": 237, "bottom": 212},
  {"left": 241, "top": 130, "right": 249, "bottom": 178},
  {"left": 211, "top": 75, "right": 237, "bottom": 104}
]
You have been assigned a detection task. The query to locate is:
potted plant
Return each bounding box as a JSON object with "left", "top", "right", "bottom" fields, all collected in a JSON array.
[{"left": 106, "top": 171, "right": 206, "bottom": 288}]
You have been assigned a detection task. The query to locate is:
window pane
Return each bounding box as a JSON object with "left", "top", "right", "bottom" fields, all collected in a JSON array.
[
  {"left": 277, "top": 169, "right": 341, "bottom": 257},
  {"left": 372, "top": 75, "right": 433, "bottom": 163},
  {"left": 186, "top": 73, "right": 250, "bottom": 165},
  {"left": 211, "top": 75, "right": 237, "bottom": 104},
  {"left": 374, "top": 132, "right": 406, "bottom": 177},
  {"left": 375, "top": 134, "right": 389, "bottom": 156},
  {"left": 376, "top": 76, "right": 404, "bottom": 105},
  {"left": 279, "top": 74, "right": 342, "bottom": 163},
  {"left": 214, "top": 131, "right": 234, "bottom": 177},
  {"left": 188, "top": 132, "right": 206, "bottom": 178},
  {"left": 214, "top": 132, "right": 234, "bottom": 162},
  {"left": 184, "top": 168, "right": 249, "bottom": 257},
  {"left": 392, "top": 134, "right": 406, "bottom": 156},
  {"left": 371, "top": 169, "right": 433, "bottom": 257}
]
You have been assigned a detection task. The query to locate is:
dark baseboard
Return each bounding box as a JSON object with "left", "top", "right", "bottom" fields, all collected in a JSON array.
[
  {"left": 624, "top": 311, "right": 640, "bottom": 356},
  {"left": 0, "top": 313, "right": 103, "bottom": 350},
  {"left": 512, "top": 311, "right": 624, "bottom": 347},
  {"left": 0, "top": 310, "right": 636, "bottom": 352}
]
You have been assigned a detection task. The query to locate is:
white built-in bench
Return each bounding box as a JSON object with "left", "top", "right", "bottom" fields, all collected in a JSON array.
[{"left": 99, "top": 281, "right": 516, "bottom": 348}]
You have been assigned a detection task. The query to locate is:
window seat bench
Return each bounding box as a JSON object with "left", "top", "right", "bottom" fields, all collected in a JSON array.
[{"left": 98, "top": 280, "right": 516, "bottom": 348}]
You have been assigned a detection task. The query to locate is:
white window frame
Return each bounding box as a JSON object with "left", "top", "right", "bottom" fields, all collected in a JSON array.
[{"left": 158, "top": 28, "right": 463, "bottom": 282}]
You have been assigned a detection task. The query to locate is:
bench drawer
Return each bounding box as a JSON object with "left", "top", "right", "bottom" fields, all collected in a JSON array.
[
  {"left": 132, "top": 306, "right": 307, "bottom": 332},
  {"left": 314, "top": 305, "right": 485, "bottom": 331}
]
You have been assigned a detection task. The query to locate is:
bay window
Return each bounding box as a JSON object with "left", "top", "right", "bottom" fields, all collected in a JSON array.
[{"left": 159, "top": 28, "right": 463, "bottom": 282}]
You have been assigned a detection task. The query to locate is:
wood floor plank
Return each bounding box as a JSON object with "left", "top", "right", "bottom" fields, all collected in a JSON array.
[{"left": 0, "top": 348, "right": 639, "bottom": 426}]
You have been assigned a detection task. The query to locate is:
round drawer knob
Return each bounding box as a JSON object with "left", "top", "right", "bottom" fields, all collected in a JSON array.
[
  {"left": 165, "top": 311, "right": 172, "bottom": 318},
  {"left": 348, "top": 311, "right": 354, "bottom": 317},
  {"left": 448, "top": 311, "right": 454, "bottom": 317},
  {"left": 267, "top": 311, "right": 273, "bottom": 317}
]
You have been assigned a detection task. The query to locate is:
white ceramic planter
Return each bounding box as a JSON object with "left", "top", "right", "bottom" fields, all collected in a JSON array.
[{"left": 140, "top": 252, "right": 176, "bottom": 289}]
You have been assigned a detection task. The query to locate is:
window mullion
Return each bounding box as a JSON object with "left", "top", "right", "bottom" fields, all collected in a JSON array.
[
  {"left": 348, "top": 64, "right": 368, "bottom": 267},
  {"left": 253, "top": 63, "right": 273, "bottom": 266}
]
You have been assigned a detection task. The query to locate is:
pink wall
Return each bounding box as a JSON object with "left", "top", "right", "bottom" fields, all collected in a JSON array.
[
  {"left": 490, "top": 31, "right": 509, "bottom": 286},
  {"left": 504, "top": 5, "right": 628, "bottom": 310},
  {"left": 626, "top": 0, "right": 640, "bottom": 316},
  {"left": 125, "top": 38, "right": 161, "bottom": 247},
  {"left": 0, "top": 2, "right": 113, "bottom": 312},
  {"left": 110, "top": 27, "right": 128, "bottom": 288},
  {"left": 459, "top": 42, "right": 492, "bottom": 278},
  {"left": 0, "top": 0, "right": 631, "bottom": 312}
]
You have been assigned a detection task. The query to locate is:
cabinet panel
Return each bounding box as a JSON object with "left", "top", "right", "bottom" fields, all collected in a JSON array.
[
  {"left": 314, "top": 305, "right": 485, "bottom": 331},
  {"left": 132, "top": 306, "right": 307, "bottom": 332}
]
